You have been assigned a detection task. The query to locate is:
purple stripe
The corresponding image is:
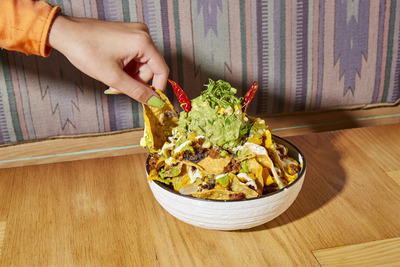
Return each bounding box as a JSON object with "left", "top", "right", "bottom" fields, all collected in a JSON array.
[
  {"left": 107, "top": 97, "right": 117, "bottom": 131},
  {"left": 0, "top": 105, "right": 10, "bottom": 144},
  {"left": 315, "top": 0, "right": 325, "bottom": 108},
  {"left": 142, "top": 1, "right": 160, "bottom": 49},
  {"left": 372, "top": 0, "right": 386, "bottom": 103},
  {"left": 334, "top": 0, "right": 370, "bottom": 95},
  {"left": 294, "top": 0, "right": 308, "bottom": 111},
  {"left": 256, "top": 1, "right": 270, "bottom": 114},
  {"left": 160, "top": 1, "right": 174, "bottom": 101},
  {"left": 0, "top": 104, "right": 5, "bottom": 144},
  {"left": 114, "top": 96, "right": 133, "bottom": 130},
  {"left": 95, "top": 0, "right": 106, "bottom": 20},
  {"left": 273, "top": 0, "right": 281, "bottom": 113},
  {"left": 0, "top": 91, "right": 4, "bottom": 143},
  {"left": 392, "top": 15, "right": 400, "bottom": 102}
]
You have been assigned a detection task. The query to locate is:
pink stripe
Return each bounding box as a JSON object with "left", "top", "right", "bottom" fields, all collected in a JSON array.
[
  {"left": 136, "top": 0, "right": 144, "bottom": 22},
  {"left": 284, "top": 0, "right": 292, "bottom": 112},
  {"left": 89, "top": 0, "right": 99, "bottom": 18},
  {"left": 7, "top": 53, "right": 28, "bottom": 140}
]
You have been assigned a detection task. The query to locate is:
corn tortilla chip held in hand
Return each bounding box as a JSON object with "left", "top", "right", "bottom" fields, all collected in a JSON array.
[{"left": 140, "top": 90, "right": 178, "bottom": 152}]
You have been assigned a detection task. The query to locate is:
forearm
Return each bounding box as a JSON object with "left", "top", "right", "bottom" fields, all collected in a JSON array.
[{"left": 0, "top": 0, "right": 60, "bottom": 56}]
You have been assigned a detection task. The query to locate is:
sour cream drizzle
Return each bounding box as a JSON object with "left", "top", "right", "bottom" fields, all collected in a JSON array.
[
  {"left": 188, "top": 167, "right": 202, "bottom": 183},
  {"left": 243, "top": 142, "right": 267, "bottom": 155}
]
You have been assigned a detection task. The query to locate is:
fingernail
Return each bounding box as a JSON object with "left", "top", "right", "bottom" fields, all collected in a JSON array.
[
  {"left": 104, "top": 89, "right": 122, "bottom": 95},
  {"left": 148, "top": 96, "right": 165, "bottom": 108}
]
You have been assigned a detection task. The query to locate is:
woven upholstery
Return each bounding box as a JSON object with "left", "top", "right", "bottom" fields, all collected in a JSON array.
[{"left": 0, "top": 0, "right": 399, "bottom": 144}]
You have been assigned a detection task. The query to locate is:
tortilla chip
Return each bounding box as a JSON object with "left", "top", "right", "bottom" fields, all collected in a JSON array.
[
  {"left": 148, "top": 169, "right": 159, "bottom": 181},
  {"left": 268, "top": 143, "right": 300, "bottom": 184},
  {"left": 180, "top": 160, "right": 205, "bottom": 170},
  {"left": 263, "top": 168, "right": 274, "bottom": 186},
  {"left": 141, "top": 90, "right": 178, "bottom": 152},
  {"left": 231, "top": 178, "right": 259, "bottom": 199},
  {"left": 264, "top": 129, "right": 274, "bottom": 149},
  {"left": 247, "top": 158, "right": 262, "bottom": 176},
  {"left": 172, "top": 175, "right": 191, "bottom": 191},
  {"left": 164, "top": 162, "right": 183, "bottom": 177},
  {"left": 245, "top": 158, "right": 263, "bottom": 188},
  {"left": 147, "top": 169, "right": 170, "bottom": 184},
  {"left": 238, "top": 144, "right": 257, "bottom": 161},
  {"left": 191, "top": 189, "right": 244, "bottom": 200},
  {"left": 154, "top": 156, "right": 165, "bottom": 171},
  {"left": 196, "top": 155, "right": 232, "bottom": 175},
  {"left": 247, "top": 136, "right": 262, "bottom": 145},
  {"left": 237, "top": 142, "right": 285, "bottom": 189},
  {"left": 254, "top": 154, "right": 273, "bottom": 169},
  {"left": 249, "top": 150, "right": 285, "bottom": 189}
]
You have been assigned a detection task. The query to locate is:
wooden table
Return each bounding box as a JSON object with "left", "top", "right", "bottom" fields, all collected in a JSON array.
[{"left": 1, "top": 123, "right": 400, "bottom": 266}]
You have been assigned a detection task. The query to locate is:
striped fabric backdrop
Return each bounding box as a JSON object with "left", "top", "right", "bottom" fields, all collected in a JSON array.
[{"left": 0, "top": 0, "right": 399, "bottom": 144}]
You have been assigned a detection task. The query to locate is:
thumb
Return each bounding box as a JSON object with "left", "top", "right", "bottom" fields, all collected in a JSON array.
[{"left": 106, "top": 71, "right": 165, "bottom": 108}]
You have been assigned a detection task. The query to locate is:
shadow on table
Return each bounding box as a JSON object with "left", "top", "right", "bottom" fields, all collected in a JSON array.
[{"left": 241, "top": 111, "right": 354, "bottom": 232}]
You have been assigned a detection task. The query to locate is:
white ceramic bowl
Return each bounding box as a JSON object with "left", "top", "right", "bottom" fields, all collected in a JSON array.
[{"left": 147, "top": 135, "right": 306, "bottom": 231}]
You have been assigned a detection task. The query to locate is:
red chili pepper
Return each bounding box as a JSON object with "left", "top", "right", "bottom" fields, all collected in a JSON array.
[
  {"left": 168, "top": 79, "right": 192, "bottom": 112},
  {"left": 241, "top": 81, "right": 258, "bottom": 112}
]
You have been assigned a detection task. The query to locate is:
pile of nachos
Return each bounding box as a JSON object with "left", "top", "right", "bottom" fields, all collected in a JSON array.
[{"left": 141, "top": 79, "right": 302, "bottom": 200}]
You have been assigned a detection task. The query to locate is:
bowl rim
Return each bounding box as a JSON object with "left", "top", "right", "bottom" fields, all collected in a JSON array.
[{"left": 146, "top": 134, "right": 306, "bottom": 203}]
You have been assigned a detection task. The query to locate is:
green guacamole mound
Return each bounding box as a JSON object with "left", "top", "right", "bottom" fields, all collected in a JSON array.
[{"left": 177, "top": 79, "right": 251, "bottom": 148}]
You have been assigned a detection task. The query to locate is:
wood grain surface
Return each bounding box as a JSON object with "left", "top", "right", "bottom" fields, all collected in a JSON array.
[
  {"left": 0, "top": 124, "right": 400, "bottom": 266},
  {"left": 313, "top": 237, "right": 400, "bottom": 267}
]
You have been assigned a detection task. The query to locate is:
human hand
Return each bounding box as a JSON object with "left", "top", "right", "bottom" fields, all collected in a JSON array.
[{"left": 48, "top": 14, "right": 169, "bottom": 108}]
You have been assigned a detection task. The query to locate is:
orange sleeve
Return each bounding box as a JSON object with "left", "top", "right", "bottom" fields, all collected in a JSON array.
[{"left": 0, "top": 0, "right": 61, "bottom": 57}]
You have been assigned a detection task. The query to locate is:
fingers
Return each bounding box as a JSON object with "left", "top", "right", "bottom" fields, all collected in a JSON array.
[
  {"left": 130, "top": 63, "right": 152, "bottom": 85},
  {"left": 151, "top": 72, "right": 169, "bottom": 93},
  {"left": 126, "top": 62, "right": 169, "bottom": 92},
  {"left": 106, "top": 57, "right": 168, "bottom": 106},
  {"left": 121, "top": 43, "right": 169, "bottom": 92},
  {"left": 144, "top": 47, "right": 169, "bottom": 91},
  {"left": 108, "top": 69, "right": 165, "bottom": 108}
]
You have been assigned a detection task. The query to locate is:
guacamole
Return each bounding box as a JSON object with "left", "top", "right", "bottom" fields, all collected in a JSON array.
[{"left": 177, "top": 79, "right": 251, "bottom": 148}]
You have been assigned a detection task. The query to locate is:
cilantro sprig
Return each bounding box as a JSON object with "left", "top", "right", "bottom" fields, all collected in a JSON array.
[{"left": 201, "top": 79, "right": 243, "bottom": 109}]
